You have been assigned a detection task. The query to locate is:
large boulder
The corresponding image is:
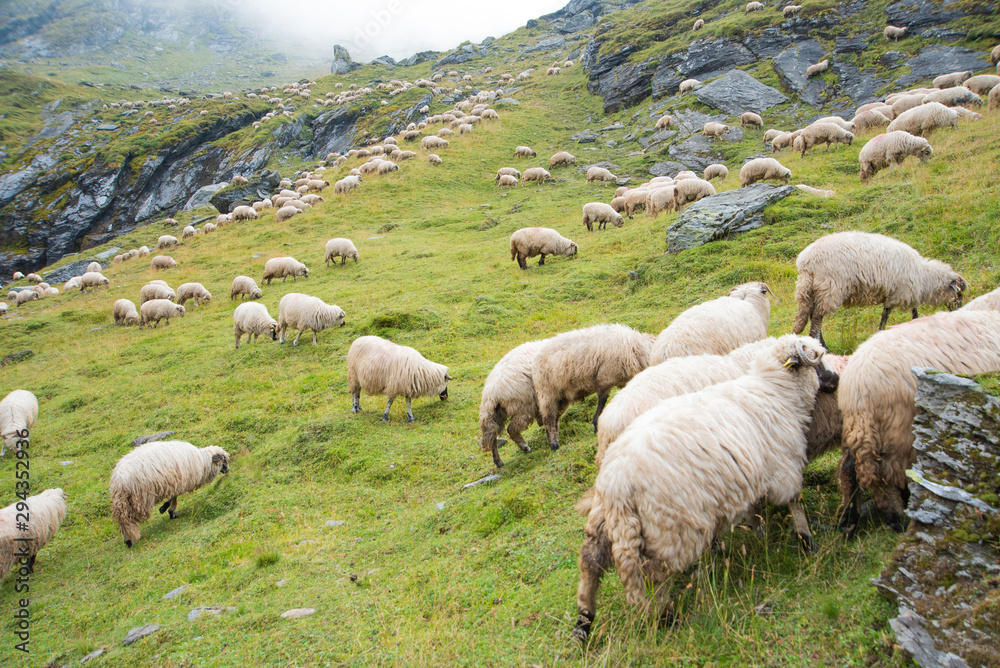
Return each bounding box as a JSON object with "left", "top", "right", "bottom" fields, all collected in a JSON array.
[
  {"left": 523, "top": 36, "right": 567, "bottom": 54},
  {"left": 887, "top": 0, "right": 969, "bottom": 30},
  {"left": 331, "top": 44, "right": 361, "bottom": 75},
  {"left": 692, "top": 70, "right": 788, "bottom": 116},
  {"left": 652, "top": 38, "right": 756, "bottom": 97},
  {"left": 896, "top": 46, "right": 990, "bottom": 88},
  {"left": 773, "top": 39, "right": 832, "bottom": 106},
  {"left": 589, "top": 55, "right": 659, "bottom": 113},
  {"left": 184, "top": 182, "right": 228, "bottom": 210},
  {"left": 664, "top": 184, "right": 797, "bottom": 252}
]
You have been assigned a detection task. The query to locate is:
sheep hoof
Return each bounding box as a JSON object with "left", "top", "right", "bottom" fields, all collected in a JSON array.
[
  {"left": 549, "top": 441, "right": 559, "bottom": 451},
  {"left": 169, "top": 511, "right": 178, "bottom": 520},
  {"left": 572, "top": 612, "right": 594, "bottom": 643},
  {"left": 381, "top": 415, "right": 390, "bottom": 423},
  {"left": 798, "top": 534, "right": 817, "bottom": 554},
  {"left": 407, "top": 415, "right": 416, "bottom": 423},
  {"left": 125, "top": 540, "right": 133, "bottom": 548},
  {"left": 158, "top": 501, "right": 170, "bottom": 514}
]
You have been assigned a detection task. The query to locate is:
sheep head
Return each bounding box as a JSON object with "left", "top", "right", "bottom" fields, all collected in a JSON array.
[{"left": 439, "top": 373, "right": 453, "bottom": 401}]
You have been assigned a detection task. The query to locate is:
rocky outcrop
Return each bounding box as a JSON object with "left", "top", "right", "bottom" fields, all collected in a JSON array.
[
  {"left": 874, "top": 370, "right": 1000, "bottom": 668},
  {"left": 664, "top": 184, "right": 797, "bottom": 252},
  {"left": 435, "top": 42, "right": 488, "bottom": 67},
  {"left": 331, "top": 44, "right": 361, "bottom": 75},
  {"left": 693, "top": 70, "right": 788, "bottom": 116},
  {"left": 209, "top": 171, "right": 282, "bottom": 214},
  {"left": 896, "top": 46, "right": 990, "bottom": 88},
  {"left": 587, "top": 47, "right": 658, "bottom": 113},
  {"left": 886, "top": 0, "right": 971, "bottom": 30},
  {"left": 651, "top": 38, "right": 756, "bottom": 98},
  {"left": 773, "top": 39, "right": 832, "bottom": 107}
]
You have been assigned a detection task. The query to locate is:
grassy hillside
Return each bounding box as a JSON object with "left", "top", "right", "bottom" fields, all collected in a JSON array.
[{"left": 2, "top": 18, "right": 1000, "bottom": 668}]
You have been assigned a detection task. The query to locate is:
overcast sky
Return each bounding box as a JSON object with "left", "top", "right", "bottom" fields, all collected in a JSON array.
[{"left": 241, "top": 0, "right": 571, "bottom": 63}]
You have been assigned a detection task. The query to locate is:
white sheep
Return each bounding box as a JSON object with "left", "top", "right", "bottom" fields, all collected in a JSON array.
[
  {"left": 421, "top": 135, "right": 449, "bottom": 150},
  {"left": 740, "top": 112, "right": 763, "bottom": 129},
  {"left": 334, "top": 175, "right": 362, "bottom": 194},
  {"left": 673, "top": 178, "right": 716, "bottom": 210},
  {"left": 12, "top": 271, "right": 24, "bottom": 280},
  {"left": 495, "top": 167, "right": 521, "bottom": 182},
  {"left": 932, "top": 70, "right": 971, "bottom": 89},
  {"left": 806, "top": 59, "right": 829, "bottom": 78},
  {"left": 176, "top": 283, "right": 212, "bottom": 306},
  {"left": 792, "top": 231, "right": 965, "bottom": 346},
  {"left": 702, "top": 121, "right": 729, "bottom": 139},
  {"left": 428, "top": 154, "right": 442, "bottom": 164},
  {"left": 231, "top": 205, "right": 259, "bottom": 222},
  {"left": 858, "top": 130, "right": 933, "bottom": 182},
  {"left": 497, "top": 174, "right": 518, "bottom": 188},
  {"left": 325, "top": 238, "right": 359, "bottom": 266},
  {"left": 771, "top": 132, "right": 794, "bottom": 152},
  {"left": 140, "top": 299, "right": 185, "bottom": 328},
  {"left": 0, "top": 488, "right": 67, "bottom": 579},
  {"left": 233, "top": 302, "right": 278, "bottom": 349},
  {"left": 783, "top": 4, "right": 803, "bottom": 17},
  {"left": 693, "top": 18, "right": 704, "bottom": 30},
  {"left": 479, "top": 340, "right": 547, "bottom": 467},
  {"left": 586, "top": 166, "right": 618, "bottom": 184},
  {"left": 513, "top": 146, "right": 536, "bottom": 158},
  {"left": 655, "top": 114, "right": 674, "bottom": 129},
  {"left": 991, "top": 83, "right": 1000, "bottom": 111},
  {"left": 277, "top": 293, "right": 345, "bottom": 346},
  {"left": 262, "top": 257, "right": 309, "bottom": 284},
  {"left": 25, "top": 273, "right": 41, "bottom": 283},
  {"left": 510, "top": 227, "right": 578, "bottom": 269},
  {"left": 964, "top": 74, "right": 1000, "bottom": 95},
  {"left": 922, "top": 86, "right": 982, "bottom": 109},
  {"left": 15, "top": 290, "right": 38, "bottom": 306},
  {"left": 113, "top": 299, "right": 140, "bottom": 326},
  {"left": 795, "top": 184, "right": 835, "bottom": 197},
  {"left": 150, "top": 255, "right": 177, "bottom": 270},
  {"left": 1, "top": 390, "right": 38, "bottom": 456},
  {"left": 884, "top": 25, "right": 908, "bottom": 40},
  {"left": 745, "top": 1, "right": 764, "bottom": 12},
  {"left": 348, "top": 335, "right": 451, "bottom": 422},
  {"left": 739, "top": 157, "right": 791, "bottom": 187},
  {"left": 522, "top": 167, "right": 552, "bottom": 185},
  {"left": 203, "top": 222, "right": 217, "bottom": 234},
  {"left": 109, "top": 440, "right": 229, "bottom": 547},
  {"left": 703, "top": 164, "right": 729, "bottom": 181},
  {"left": 795, "top": 122, "right": 854, "bottom": 155},
  {"left": 157, "top": 235, "right": 178, "bottom": 249},
  {"left": 851, "top": 109, "right": 891, "bottom": 131},
  {"left": 79, "top": 271, "right": 110, "bottom": 291},
  {"left": 182, "top": 225, "right": 198, "bottom": 239},
  {"left": 645, "top": 186, "right": 677, "bottom": 218},
  {"left": 86, "top": 261, "right": 102, "bottom": 273},
  {"left": 230, "top": 276, "right": 262, "bottom": 300},
  {"left": 582, "top": 202, "right": 625, "bottom": 231},
  {"left": 275, "top": 205, "right": 299, "bottom": 223},
  {"left": 139, "top": 281, "right": 175, "bottom": 304},
  {"left": 550, "top": 151, "right": 576, "bottom": 168}
]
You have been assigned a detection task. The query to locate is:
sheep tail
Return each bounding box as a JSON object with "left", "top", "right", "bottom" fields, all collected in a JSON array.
[
  {"left": 602, "top": 479, "right": 647, "bottom": 608},
  {"left": 111, "top": 487, "right": 147, "bottom": 542},
  {"left": 478, "top": 402, "right": 503, "bottom": 453},
  {"left": 792, "top": 270, "right": 814, "bottom": 335},
  {"left": 575, "top": 487, "right": 596, "bottom": 516},
  {"left": 843, "top": 413, "right": 883, "bottom": 490}
]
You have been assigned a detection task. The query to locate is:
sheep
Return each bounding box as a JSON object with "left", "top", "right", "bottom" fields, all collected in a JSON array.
[
  {"left": 586, "top": 166, "right": 618, "bottom": 184},
  {"left": 992, "top": 44, "right": 1000, "bottom": 65},
  {"left": 783, "top": 4, "right": 802, "bottom": 17},
  {"left": 176, "top": 283, "right": 212, "bottom": 306},
  {"left": 139, "top": 281, "right": 175, "bottom": 304},
  {"left": 181, "top": 225, "right": 198, "bottom": 239},
  {"left": 377, "top": 161, "right": 399, "bottom": 175},
  {"left": 806, "top": 59, "right": 829, "bottom": 78},
  {"left": 961, "top": 286, "right": 1000, "bottom": 312},
  {"left": 0, "top": 302, "right": 6, "bottom": 314},
  {"left": 1, "top": 390, "right": 38, "bottom": 456},
  {"left": 495, "top": 167, "right": 521, "bottom": 181},
  {"left": 522, "top": 167, "right": 552, "bottom": 185},
  {"left": 922, "top": 86, "right": 982, "bottom": 110},
  {"left": 991, "top": 83, "right": 1000, "bottom": 111},
  {"left": 479, "top": 340, "right": 547, "bottom": 467},
  {"left": 79, "top": 271, "right": 110, "bottom": 291},
  {"left": 673, "top": 178, "right": 716, "bottom": 210},
  {"left": 653, "top": 115, "right": 674, "bottom": 131},
  {"left": 157, "top": 235, "right": 178, "bottom": 249},
  {"left": 0, "top": 488, "right": 67, "bottom": 578},
  {"left": 550, "top": 151, "right": 576, "bottom": 168},
  {"left": 25, "top": 273, "right": 41, "bottom": 283},
  {"left": 15, "top": 290, "right": 38, "bottom": 306},
  {"left": 645, "top": 186, "right": 676, "bottom": 218},
  {"left": 140, "top": 299, "right": 185, "bottom": 328},
  {"left": 513, "top": 146, "right": 536, "bottom": 158},
  {"left": 63, "top": 277, "right": 80, "bottom": 290},
  {"left": 792, "top": 231, "right": 965, "bottom": 347},
  {"left": 151, "top": 255, "right": 177, "bottom": 270},
  {"left": 109, "top": 440, "right": 229, "bottom": 547},
  {"left": 851, "top": 109, "right": 891, "bottom": 131},
  {"left": 498, "top": 174, "right": 519, "bottom": 188},
  {"left": 203, "top": 222, "right": 217, "bottom": 234},
  {"left": 693, "top": 18, "right": 704, "bottom": 30},
  {"left": 216, "top": 214, "right": 231, "bottom": 225},
  {"left": 12, "top": 271, "right": 24, "bottom": 280},
  {"left": 276, "top": 205, "right": 301, "bottom": 223},
  {"left": 703, "top": 164, "right": 728, "bottom": 181},
  {"left": 745, "top": 1, "right": 764, "bottom": 12},
  {"left": 883, "top": 25, "right": 908, "bottom": 41},
  {"left": 739, "top": 112, "right": 763, "bottom": 129},
  {"left": 620, "top": 188, "right": 649, "bottom": 218},
  {"left": 510, "top": 227, "right": 578, "bottom": 269},
  {"left": 347, "top": 335, "right": 451, "bottom": 422},
  {"left": 932, "top": 70, "right": 971, "bottom": 89},
  {"left": 230, "top": 275, "right": 262, "bottom": 301},
  {"left": 421, "top": 135, "right": 449, "bottom": 150},
  {"left": 231, "top": 205, "right": 259, "bottom": 222},
  {"left": 582, "top": 203, "right": 625, "bottom": 232},
  {"left": 334, "top": 175, "right": 362, "bottom": 194},
  {"left": 572, "top": 336, "right": 837, "bottom": 642},
  {"left": 702, "top": 122, "right": 729, "bottom": 139},
  {"left": 325, "top": 238, "right": 359, "bottom": 266},
  {"left": 233, "top": 302, "right": 278, "bottom": 349},
  {"left": 812, "top": 115, "right": 855, "bottom": 132},
  {"left": 113, "top": 299, "right": 140, "bottom": 326},
  {"left": 739, "top": 157, "right": 791, "bottom": 187},
  {"left": 857, "top": 130, "right": 933, "bottom": 182},
  {"left": 650, "top": 282, "right": 773, "bottom": 363},
  {"left": 770, "top": 132, "right": 794, "bottom": 152},
  {"left": 795, "top": 184, "right": 835, "bottom": 197},
  {"left": 796, "top": 122, "right": 854, "bottom": 156},
  {"left": 307, "top": 179, "right": 329, "bottom": 192},
  {"left": 277, "top": 293, "right": 345, "bottom": 346},
  {"left": 86, "top": 261, "right": 102, "bottom": 273},
  {"left": 427, "top": 153, "right": 442, "bottom": 165},
  {"left": 838, "top": 309, "right": 1000, "bottom": 537},
  {"left": 762, "top": 128, "right": 784, "bottom": 146},
  {"left": 263, "top": 257, "right": 308, "bottom": 284},
  {"left": 532, "top": 324, "right": 655, "bottom": 449}
]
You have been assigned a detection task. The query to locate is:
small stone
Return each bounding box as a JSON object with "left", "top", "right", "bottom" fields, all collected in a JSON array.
[
  {"left": 133, "top": 432, "right": 175, "bottom": 448},
  {"left": 163, "top": 584, "right": 188, "bottom": 600},
  {"left": 462, "top": 474, "right": 501, "bottom": 489},
  {"left": 628, "top": 271, "right": 640, "bottom": 280},
  {"left": 186, "top": 606, "right": 232, "bottom": 621},
  {"left": 275, "top": 579, "right": 287, "bottom": 587},
  {"left": 435, "top": 502, "right": 445, "bottom": 510},
  {"left": 280, "top": 608, "right": 316, "bottom": 619},
  {"left": 349, "top": 573, "right": 359, "bottom": 582},
  {"left": 59, "top": 461, "right": 73, "bottom": 466},
  {"left": 80, "top": 648, "right": 105, "bottom": 664},
  {"left": 325, "top": 520, "right": 345, "bottom": 527},
  {"left": 123, "top": 624, "right": 160, "bottom": 646},
  {"left": 252, "top": 253, "right": 261, "bottom": 258}
]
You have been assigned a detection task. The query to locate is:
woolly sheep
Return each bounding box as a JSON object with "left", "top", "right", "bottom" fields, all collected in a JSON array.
[
  {"left": 838, "top": 310, "right": 1000, "bottom": 536},
  {"left": 479, "top": 340, "right": 546, "bottom": 467},
  {"left": 26, "top": 273, "right": 41, "bottom": 283},
  {"left": 650, "top": 282, "right": 772, "bottom": 363},
  {"left": 582, "top": 202, "right": 625, "bottom": 232},
  {"left": 151, "top": 255, "right": 177, "bottom": 270},
  {"left": 740, "top": 112, "right": 763, "bottom": 129},
  {"left": 922, "top": 86, "right": 982, "bottom": 110},
  {"left": 792, "top": 231, "right": 965, "bottom": 347},
  {"left": 533, "top": 324, "right": 655, "bottom": 449},
  {"left": 64, "top": 277, "right": 81, "bottom": 290},
  {"left": 622, "top": 188, "right": 650, "bottom": 218},
  {"left": 673, "top": 178, "right": 716, "bottom": 210},
  {"left": 334, "top": 175, "right": 362, "bottom": 194},
  {"left": 806, "top": 60, "right": 829, "bottom": 78},
  {"left": 325, "top": 238, "right": 359, "bottom": 266},
  {"left": 109, "top": 440, "right": 229, "bottom": 547},
  {"left": 783, "top": 4, "right": 802, "bottom": 17},
  {"left": 991, "top": 83, "right": 1000, "bottom": 111},
  {"left": 1, "top": 390, "right": 38, "bottom": 456},
  {"left": 739, "top": 157, "right": 791, "bottom": 187},
  {"left": 510, "top": 227, "right": 578, "bottom": 269},
  {"left": 852, "top": 110, "right": 891, "bottom": 131},
  {"left": 86, "top": 261, "right": 102, "bottom": 273},
  {"left": 157, "top": 235, "right": 178, "bottom": 249},
  {"left": 586, "top": 166, "right": 618, "bottom": 184},
  {"left": 961, "top": 286, "right": 1000, "bottom": 312},
  {"left": 12, "top": 271, "right": 24, "bottom": 280},
  {"left": 513, "top": 146, "right": 536, "bottom": 158},
  {"left": 277, "top": 293, "right": 345, "bottom": 346},
  {"left": 645, "top": 186, "right": 677, "bottom": 218},
  {"left": 498, "top": 174, "right": 518, "bottom": 188},
  {"left": 762, "top": 128, "right": 783, "bottom": 145},
  {"left": 796, "top": 122, "right": 854, "bottom": 155},
  {"left": 572, "top": 336, "right": 837, "bottom": 641},
  {"left": 883, "top": 25, "right": 908, "bottom": 41},
  {"left": 428, "top": 154, "right": 442, "bottom": 164},
  {"left": 348, "top": 335, "right": 450, "bottom": 422},
  {"left": 275, "top": 206, "right": 299, "bottom": 223},
  {"left": 495, "top": 167, "right": 521, "bottom": 181},
  {"left": 421, "top": 135, "right": 449, "bottom": 150},
  {"left": 113, "top": 299, "right": 140, "bottom": 326},
  {"left": 0, "top": 302, "right": 6, "bottom": 314},
  {"left": 858, "top": 130, "right": 933, "bottom": 182},
  {"left": 230, "top": 275, "right": 262, "bottom": 301},
  {"left": 932, "top": 71, "right": 971, "bottom": 89},
  {"left": 232, "top": 205, "right": 259, "bottom": 222},
  {"left": 15, "top": 290, "right": 38, "bottom": 306},
  {"left": 233, "top": 302, "right": 278, "bottom": 349},
  {"left": 79, "top": 271, "right": 110, "bottom": 290},
  {"left": 550, "top": 151, "right": 576, "bottom": 168},
  {"left": 181, "top": 225, "right": 198, "bottom": 239},
  {"left": 0, "top": 488, "right": 67, "bottom": 578},
  {"left": 703, "top": 164, "right": 728, "bottom": 181},
  {"left": 771, "top": 132, "right": 794, "bottom": 151},
  {"left": 745, "top": 1, "right": 764, "bottom": 12},
  {"left": 992, "top": 44, "right": 1000, "bottom": 65},
  {"left": 139, "top": 281, "right": 175, "bottom": 304},
  {"left": 812, "top": 116, "right": 855, "bottom": 132},
  {"left": 702, "top": 121, "right": 729, "bottom": 139},
  {"left": 176, "top": 283, "right": 212, "bottom": 306},
  {"left": 522, "top": 167, "right": 552, "bottom": 185},
  {"left": 203, "top": 222, "right": 217, "bottom": 234},
  {"left": 263, "top": 257, "right": 309, "bottom": 284},
  {"left": 140, "top": 299, "right": 185, "bottom": 328}
]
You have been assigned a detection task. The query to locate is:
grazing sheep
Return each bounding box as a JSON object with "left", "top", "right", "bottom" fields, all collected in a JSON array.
[
  {"left": 203, "top": 222, "right": 217, "bottom": 234},
  {"left": 428, "top": 154, "right": 442, "bottom": 164},
  {"left": 771, "top": 132, "right": 794, "bottom": 152},
  {"left": 891, "top": 94, "right": 926, "bottom": 117},
  {"left": 550, "top": 151, "right": 576, "bottom": 167},
  {"left": 796, "top": 122, "right": 854, "bottom": 156},
  {"left": 140, "top": 299, "right": 185, "bottom": 328},
  {"left": 806, "top": 60, "right": 829, "bottom": 78},
  {"left": 922, "top": 86, "right": 982, "bottom": 110},
  {"left": 275, "top": 205, "right": 300, "bottom": 223},
  {"left": 0, "top": 302, "right": 6, "bottom": 314},
  {"left": 498, "top": 174, "right": 519, "bottom": 188},
  {"left": 1, "top": 390, "right": 38, "bottom": 456},
  {"left": 495, "top": 167, "right": 521, "bottom": 181},
  {"left": 703, "top": 164, "right": 728, "bottom": 181},
  {"left": 113, "top": 299, "right": 140, "bottom": 326},
  {"left": 15, "top": 290, "right": 38, "bottom": 306},
  {"left": 582, "top": 202, "right": 625, "bottom": 232},
  {"left": 884, "top": 25, "right": 908, "bottom": 41},
  {"left": 572, "top": 336, "right": 837, "bottom": 642},
  {"left": 762, "top": 128, "right": 783, "bottom": 145},
  {"left": 532, "top": 324, "right": 655, "bottom": 449},
  {"left": 932, "top": 71, "right": 971, "bottom": 89},
  {"left": 109, "top": 441, "right": 229, "bottom": 547},
  {"left": 233, "top": 302, "right": 278, "bottom": 349},
  {"left": 263, "top": 257, "right": 308, "bottom": 284},
  {"left": 231, "top": 205, "right": 259, "bottom": 222},
  {"left": 230, "top": 276, "right": 262, "bottom": 300},
  {"left": 992, "top": 44, "right": 1000, "bottom": 65},
  {"left": 86, "top": 261, "right": 102, "bottom": 273},
  {"left": 838, "top": 310, "right": 1000, "bottom": 537},
  {"left": 12, "top": 271, "right": 24, "bottom": 280},
  {"left": 702, "top": 122, "right": 729, "bottom": 139},
  {"left": 740, "top": 112, "right": 763, "bottom": 129},
  {"left": 150, "top": 255, "right": 177, "bottom": 270},
  {"left": 857, "top": 130, "right": 933, "bottom": 182},
  {"left": 655, "top": 114, "right": 674, "bottom": 129},
  {"left": 334, "top": 175, "right": 362, "bottom": 194},
  {"left": 421, "top": 135, "right": 449, "bottom": 150},
  {"left": 513, "top": 146, "right": 536, "bottom": 158},
  {"left": 739, "top": 157, "right": 791, "bottom": 187},
  {"left": 673, "top": 178, "right": 716, "bottom": 210},
  {"left": 325, "top": 238, "right": 359, "bottom": 266},
  {"left": 792, "top": 231, "right": 965, "bottom": 346},
  {"left": 157, "top": 235, "right": 178, "bottom": 249},
  {"left": 693, "top": 18, "right": 704, "bottom": 30},
  {"left": 586, "top": 166, "right": 618, "bottom": 184},
  {"left": 26, "top": 273, "right": 41, "bottom": 283},
  {"left": 650, "top": 282, "right": 773, "bottom": 363},
  {"left": 479, "top": 340, "right": 547, "bottom": 467},
  {"left": 851, "top": 109, "right": 891, "bottom": 131},
  {"left": 79, "top": 271, "right": 110, "bottom": 290},
  {"left": 277, "top": 293, "right": 345, "bottom": 346},
  {"left": 783, "top": 4, "right": 802, "bottom": 17},
  {"left": 139, "top": 281, "right": 175, "bottom": 304},
  {"left": 0, "top": 488, "right": 67, "bottom": 578},
  {"left": 622, "top": 188, "right": 650, "bottom": 218},
  {"left": 991, "top": 83, "right": 1000, "bottom": 111},
  {"left": 745, "top": 1, "right": 764, "bottom": 12},
  {"left": 182, "top": 225, "right": 198, "bottom": 239},
  {"left": 176, "top": 283, "right": 212, "bottom": 306},
  {"left": 522, "top": 167, "right": 552, "bottom": 185},
  {"left": 348, "top": 335, "right": 450, "bottom": 422},
  {"left": 645, "top": 186, "right": 677, "bottom": 218},
  {"left": 510, "top": 227, "right": 578, "bottom": 269}
]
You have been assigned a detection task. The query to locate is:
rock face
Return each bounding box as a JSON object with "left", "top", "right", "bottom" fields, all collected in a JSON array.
[
  {"left": 896, "top": 46, "right": 990, "bottom": 88},
  {"left": 692, "top": 70, "right": 788, "bottom": 115},
  {"left": 772, "top": 39, "right": 831, "bottom": 106},
  {"left": 873, "top": 370, "right": 1000, "bottom": 668},
  {"left": 886, "top": 0, "right": 969, "bottom": 30},
  {"left": 664, "top": 184, "right": 797, "bottom": 252},
  {"left": 435, "top": 42, "right": 488, "bottom": 66},
  {"left": 331, "top": 44, "right": 361, "bottom": 75}
]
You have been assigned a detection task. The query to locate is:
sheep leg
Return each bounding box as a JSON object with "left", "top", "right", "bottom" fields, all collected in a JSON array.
[
  {"left": 517, "top": 253, "right": 527, "bottom": 269},
  {"left": 838, "top": 450, "right": 862, "bottom": 538},
  {"left": 382, "top": 397, "right": 394, "bottom": 422},
  {"left": 507, "top": 413, "right": 534, "bottom": 455},
  {"left": 911, "top": 308, "right": 919, "bottom": 320},
  {"left": 872, "top": 486, "right": 907, "bottom": 533},
  {"left": 808, "top": 314, "right": 826, "bottom": 350},
  {"left": 878, "top": 306, "right": 892, "bottom": 330},
  {"left": 341, "top": 257, "right": 346, "bottom": 266},
  {"left": 292, "top": 329, "right": 302, "bottom": 346},
  {"left": 311, "top": 330, "right": 318, "bottom": 345},
  {"left": 574, "top": 521, "right": 612, "bottom": 643},
  {"left": 538, "top": 254, "right": 545, "bottom": 266},
  {"left": 591, "top": 391, "right": 610, "bottom": 433},
  {"left": 543, "top": 412, "right": 560, "bottom": 451},
  {"left": 405, "top": 397, "right": 416, "bottom": 422},
  {"left": 352, "top": 390, "right": 362, "bottom": 413},
  {"left": 787, "top": 496, "right": 815, "bottom": 553},
  {"left": 25, "top": 554, "right": 36, "bottom": 574},
  {"left": 168, "top": 497, "right": 178, "bottom": 519}
]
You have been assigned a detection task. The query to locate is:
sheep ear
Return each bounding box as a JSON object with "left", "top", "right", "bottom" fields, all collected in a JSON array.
[
  {"left": 444, "top": 373, "right": 453, "bottom": 381},
  {"left": 211, "top": 454, "right": 226, "bottom": 464}
]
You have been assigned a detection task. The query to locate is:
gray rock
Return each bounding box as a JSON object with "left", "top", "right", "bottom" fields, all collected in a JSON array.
[
  {"left": 183, "top": 182, "right": 229, "bottom": 211},
  {"left": 887, "top": 0, "right": 968, "bottom": 30},
  {"left": 398, "top": 51, "right": 435, "bottom": 67},
  {"left": 462, "top": 474, "right": 502, "bottom": 489},
  {"left": 918, "top": 27, "right": 966, "bottom": 41},
  {"left": 667, "top": 135, "right": 724, "bottom": 171},
  {"left": 638, "top": 130, "right": 676, "bottom": 150},
  {"left": 693, "top": 70, "right": 788, "bottom": 115},
  {"left": 325, "top": 520, "right": 345, "bottom": 527},
  {"left": 563, "top": 0, "right": 599, "bottom": 15},
  {"left": 493, "top": 98, "right": 520, "bottom": 106},
  {"left": 889, "top": 609, "right": 970, "bottom": 668},
  {"left": 557, "top": 12, "right": 595, "bottom": 34},
  {"left": 649, "top": 161, "right": 688, "bottom": 177},
  {"left": 671, "top": 109, "right": 728, "bottom": 136},
  {"left": 834, "top": 62, "right": 889, "bottom": 106},
  {"left": 133, "top": 431, "right": 175, "bottom": 448},
  {"left": 187, "top": 606, "right": 234, "bottom": 621},
  {"left": 280, "top": 608, "right": 316, "bottom": 619},
  {"left": 880, "top": 51, "right": 907, "bottom": 69},
  {"left": 587, "top": 48, "right": 658, "bottom": 113},
  {"left": 665, "top": 184, "right": 797, "bottom": 252},
  {"left": 651, "top": 39, "right": 756, "bottom": 98},
  {"left": 773, "top": 39, "right": 828, "bottom": 94},
  {"left": 123, "top": 624, "right": 159, "bottom": 646},
  {"left": 209, "top": 183, "right": 265, "bottom": 214},
  {"left": 524, "top": 36, "right": 567, "bottom": 54},
  {"left": 896, "top": 46, "right": 989, "bottom": 88},
  {"left": 331, "top": 44, "right": 361, "bottom": 75},
  {"left": 163, "top": 584, "right": 188, "bottom": 600},
  {"left": 311, "top": 105, "right": 361, "bottom": 159},
  {"left": 435, "top": 502, "right": 445, "bottom": 510},
  {"left": 96, "top": 123, "right": 119, "bottom": 131},
  {"left": 742, "top": 29, "right": 792, "bottom": 59},
  {"left": 59, "top": 461, "right": 72, "bottom": 466},
  {"left": 0, "top": 167, "right": 41, "bottom": 209},
  {"left": 526, "top": 18, "right": 540, "bottom": 29},
  {"left": 572, "top": 130, "right": 598, "bottom": 143},
  {"left": 80, "top": 648, "right": 105, "bottom": 664},
  {"left": 436, "top": 43, "right": 486, "bottom": 66},
  {"left": 834, "top": 37, "right": 869, "bottom": 54},
  {"left": 599, "top": 122, "right": 625, "bottom": 132}
]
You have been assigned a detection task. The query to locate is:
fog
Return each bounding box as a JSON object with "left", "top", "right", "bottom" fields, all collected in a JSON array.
[{"left": 240, "top": 0, "right": 570, "bottom": 63}]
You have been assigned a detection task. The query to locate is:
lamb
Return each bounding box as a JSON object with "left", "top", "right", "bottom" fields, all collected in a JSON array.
[
  {"left": 702, "top": 122, "right": 729, "bottom": 139},
  {"left": 348, "top": 335, "right": 450, "bottom": 422},
  {"left": 792, "top": 231, "right": 966, "bottom": 347},
  {"left": 233, "top": 302, "right": 278, "bottom": 349},
  {"left": 277, "top": 293, "right": 345, "bottom": 346},
  {"left": 334, "top": 175, "right": 362, "bottom": 194},
  {"left": 693, "top": 18, "right": 704, "bottom": 30},
  {"left": 513, "top": 146, "right": 536, "bottom": 158},
  {"left": 495, "top": 167, "right": 521, "bottom": 181},
  {"left": 0, "top": 488, "right": 67, "bottom": 578},
  {"left": 550, "top": 151, "right": 576, "bottom": 167},
  {"left": 1, "top": 390, "right": 38, "bottom": 456},
  {"left": 650, "top": 282, "right": 773, "bottom": 363},
  {"left": 740, "top": 112, "right": 763, "bottom": 129},
  {"left": 231, "top": 175, "right": 248, "bottom": 184},
  {"left": 79, "top": 271, "right": 110, "bottom": 291},
  {"left": 139, "top": 281, "right": 175, "bottom": 304},
  {"left": 783, "top": 4, "right": 802, "bottom": 17},
  {"left": 586, "top": 166, "right": 618, "bottom": 184},
  {"left": 796, "top": 122, "right": 854, "bottom": 156},
  {"left": 806, "top": 59, "right": 829, "bottom": 78},
  {"left": 932, "top": 71, "right": 971, "bottom": 89},
  {"left": 739, "top": 157, "right": 791, "bottom": 187},
  {"left": 655, "top": 114, "right": 674, "bottom": 129},
  {"left": 745, "top": 1, "right": 764, "bottom": 12},
  {"left": 157, "top": 235, "right": 178, "bottom": 249},
  {"left": 151, "top": 255, "right": 177, "bottom": 270},
  {"left": 176, "top": 283, "right": 212, "bottom": 306},
  {"left": 109, "top": 440, "right": 229, "bottom": 547},
  {"left": 113, "top": 299, "right": 140, "bottom": 326},
  {"left": 325, "top": 238, "right": 359, "bottom": 266},
  {"left": 838, "top": 309, "right": 1000, "bottom": 537},
  {"left": 26, "top": 273, "right": 41, "bottom": 283},
  {"left": 582, "top": 202, "right": 625, "bottom": 232},
  {"left": 521, "top": 167, "right": 552, "bottom": 185},
  {"left": 510, "top": 227, "right": 578, "bottom": 268},
  {"left": 532, "top": 324, "right": 655, "bottom": 449},
  {"left": 703, "top": 164, "right": 728, "bottom": 181},
  {"left": 203, "top": 222, "right": 217, "bottom": 234},
  {"left": 883, "top": 25, "right": 908, "bottom": 41},
  {"left": 857, "top": 130, "right": 933, "bottom": 182},
  {"left": 498, "top": 174, "right": 518, "bottom": 188},
  {"left": 572, "top": 336, "right": 837, "bottom": 642},
  {"left": 140, "top": 299, "right": 185, "bottom": 328},
  {"left": 428, "top": 154, "right": 442, "bottom": 164},
  {"left": 263, "top": 257, "right": 309, "bottom": 284},
  {"left": 86, "top": 261, "right": 102, "bottom": 273},
  {"left": 479, "top": 340, "right": 547, "bottom": 467},
  {"left": 672, "top": 178, "right": 716, "bottom": 210}
]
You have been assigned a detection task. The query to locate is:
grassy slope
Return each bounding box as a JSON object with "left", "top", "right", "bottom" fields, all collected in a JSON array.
[{"left": 2, "top": 12, "right": 1000, "bottom": 668}]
